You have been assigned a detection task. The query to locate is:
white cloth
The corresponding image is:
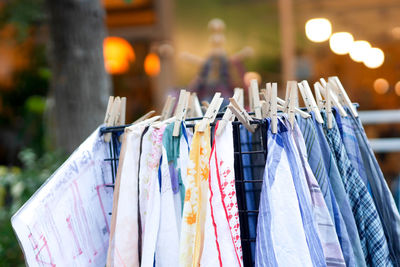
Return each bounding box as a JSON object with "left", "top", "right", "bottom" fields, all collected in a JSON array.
[
  {"left": 139, "top": 125, "right": 166, "bottom": 267},
  {"left": 107, "top": 125, "right": 145, "bottom": 267},
  {"left": 201, "top": 122, "right": 243, "bottom": 267},
  {"left": 155, "top": 146, "right": 180, "bottom": 267},
  {"left": 262, "top": 131, "right": 314, "bottom": 267}
]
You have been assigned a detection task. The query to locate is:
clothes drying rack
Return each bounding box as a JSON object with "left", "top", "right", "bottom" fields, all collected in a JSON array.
[{"left": 100, "top": 114, "right": 268, "bottom": 267}]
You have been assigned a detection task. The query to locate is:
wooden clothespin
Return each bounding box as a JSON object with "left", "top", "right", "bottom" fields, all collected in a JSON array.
[
  {"left": 284, "top": 81, "right": 297, "bottom": 128},
  {"left": 250, "top": 79, "right": 262, "bottom": 119},
  {"left": 192, "top": 93, "right": 203, "bottom": 118},
  {"left": 216, "top": 90, "right": 240, "bottom": 136},
  {"left": 173, "top": 89, "right": 189, "bottom": 137},
  {"left": 198, "top": 93, "right": 223, "bottom": 132},
  {"left": 234, "top": 88, "right": 244, "bottom": 107},
  {"left": 325, "top": 82, "right": 333, "bottom": 129},
  {"left": 182, "top": 91, "right": 191, "bottom": 120},
  {"left": 133, "top": 110, "right": 156, "bottom": 124},
  {"left": 276, "top": 97, "right": 310, "bottom": 118},
  {"left": 228, "top": 98, "right": 256, "bottom": 133},
  {"left": 329, "top": 76, "right": 358, "bottom": 117},
  {"left": 103, "top": 96, "right": 115, "bottom": 142},
  {"left": 270, "top": 83, "right": 278, "bottom": 134},
  {"left": 320, "top": 78, "right": 347, "bottom": 117},
  {"left": 104, "top": 96, "right": 122, "bottom": 142},
  {"left": 118, "top": 97, "right": 126, "bottom": 126},
  {"left": 126, "top": 115, "right": 161, "bottom": 132},
  {"left": 160, "top": 95, "right": 172, "bottom": 121},
  {"left": 314, "top": 82, "right": 324, "bottom": 110},
  {"left": 298, "top": 81, "right": 324, "bottom": 124}
]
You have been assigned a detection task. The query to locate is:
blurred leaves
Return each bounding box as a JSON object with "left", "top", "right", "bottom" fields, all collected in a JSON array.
[
  {"left": 0, "top": 148, "right": 66, "bottom": 266},
  {"left": 0, "top": 0, "right": 45, "bottom": 41}
]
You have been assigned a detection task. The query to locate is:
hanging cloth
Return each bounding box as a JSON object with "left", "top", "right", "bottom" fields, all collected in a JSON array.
[
  {"left": 289, "top": 120, "right": 346, "bottom": 266},
  {"left": 139, "top": 125, "right": 167, "bottom": 267},
  {"left": 179, "top": 124, "right": 211, "bottom": 267},
  {"left": 201, "top": 121, "right": 243, "bottom": 267},
  {"left": 107, "top": 125, "right": 146, "bottom": 267}
]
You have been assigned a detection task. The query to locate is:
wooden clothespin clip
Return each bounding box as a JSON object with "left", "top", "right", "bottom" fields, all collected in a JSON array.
[
  {"left": 118, "top": 97, "right": 126, "bottom": 126},
  {"left": 276, "top": 97, "right": 310, "bottom": 118},
  {"left": 299, "top": 81, "right": 324, "bottom": 124},
  {"left": 192, "top": 93, "right": 203, "bottom": 118},
  {"left": 182, "top": 91, "right": 191, "bottom": 120},
  {"left": 270, "top": 83, "right": 278, "bottom": 134},
  {"left": 234, "top": 88, "right": 244, "bottom": 107},
  {"left": 325, "top": 82, "right": 333, "bottom": 129},
  {"left": 126, "top": 115, "right": 161, "bottom": 132},
  {"left": 104, "top": 96, "right": 122, "bottom": 142},
  {"left": 329, "top": 76, "right": 358, "bottom": 117},
  {"left": 284, "top": 81, "right": 297, "bottom": 128},
  {"left": 320, "top": 78, "right": 347, "bottom": 117},
  {"left": 133, "top": 110, "right": 156, "bottom": 124},
  {"left": 198, "top": 93, "right": 223, "bottom": 132},
  {"left": 103, "top": 96, "right": 114, "bottom": 142},
  {"left": 250, "top": 79, "right": 262, "bottom": 119},
  {"left": 314, "top": 82, "right": 325, "bottom": 110},
  {"left": 228, "top": 97, "right": 256, "bottom": 133},
  {"left": 173, "top": 89, "right": 189, "bottom": 136},
  {"left": 216, "top": 90, "right": 240, "bottom": 136},
  {"left": 161, "top": 95, "right": 172, "bottom": 121}
]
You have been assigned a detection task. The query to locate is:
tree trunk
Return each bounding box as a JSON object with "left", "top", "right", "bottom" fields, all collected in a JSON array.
[{"left": 46, "top": 0, "right": 111, "bottom": 153}]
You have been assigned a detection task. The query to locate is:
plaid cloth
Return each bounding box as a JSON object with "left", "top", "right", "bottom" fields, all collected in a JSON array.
[
  {"left": 312, "top": 114, "right": 367, "bottom": 267},
  {"left": 322, "top": 112, "right": 393, "bottom": 267},
  {"left": 348, "top": 109, "right": 400, "bottom": 267},
  {"left": 296, "top": 115, "right": 355, "bottom": 267},
  {"left": 334, "top": 109, "right": 369, "bottom": 187}
]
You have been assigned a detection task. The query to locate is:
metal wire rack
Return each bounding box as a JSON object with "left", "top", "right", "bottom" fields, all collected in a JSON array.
[{"left": 99, "top": 115, "right": 267, "bottom": 267}]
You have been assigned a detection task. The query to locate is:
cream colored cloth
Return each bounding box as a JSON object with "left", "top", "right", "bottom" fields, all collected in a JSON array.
[
  {"left": 107, "top": 124, "right": 146, "bottom": 267},
  {"left": 179, "top": 124, "right": 211, "bottom": 267}
]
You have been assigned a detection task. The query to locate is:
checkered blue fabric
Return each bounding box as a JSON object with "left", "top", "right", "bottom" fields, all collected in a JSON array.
[{"left": 322, "top": 112, "right": 392, "bottom": 267}]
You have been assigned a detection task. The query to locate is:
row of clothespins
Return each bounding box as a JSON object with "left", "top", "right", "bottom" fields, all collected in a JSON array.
[{"left": 102, "top": 75, "right": 358, "bottom": 142}]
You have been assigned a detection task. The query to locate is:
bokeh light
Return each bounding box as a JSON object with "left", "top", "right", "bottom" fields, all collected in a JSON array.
[
  {"left": 329, "top": 32, "right": 354, "bottom": 55},
  {"left": 103, "top": 37, "right": 135, "bottom": 74},
  {"left": 305, "top": 18, "right": 332, "bottom": 43},
  {"left": 144, "top": 53, "right": 161, "bottom": 76},
  {"left": 364, "top": 47, "right": 385, "bottom": 69},
  {"left": 395, "top": 81, "right": 400, "bottom": 96},
  {"left": 349, "top": 40, "right": 371, "bottom": 62},
  {"left": 373, "top": 78, "right": 389, "bottom": 94}
]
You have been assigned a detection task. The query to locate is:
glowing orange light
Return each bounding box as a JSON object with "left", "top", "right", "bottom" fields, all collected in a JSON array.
[
  {"left": 144, "top": 53, "right": 160, "bottom": 76},
  {"left": 103, "top": 37, "right": 135, "bottom": 74}
]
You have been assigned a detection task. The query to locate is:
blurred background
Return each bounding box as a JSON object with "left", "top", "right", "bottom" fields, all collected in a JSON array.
[{"left": 1, "top": 0, "right": 400, "bottom": 265}]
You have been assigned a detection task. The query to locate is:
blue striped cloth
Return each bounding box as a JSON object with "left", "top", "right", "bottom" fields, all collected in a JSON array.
[
  {"left": 296, "top": 115, "right": 355, "bottom": 267},
  {"left": 347, "top": 109, "right": 400, "bottom": 267},
  {"left": 280, "top": 119, "right": 327, "bottom": 267},
  {"left": 322, "top": 112, "right": 393, "bottom": 267},
  {"left": 256, "top": 119, "right": 315, "bottom": 267},
  {"left": 311, "top": 113, "right": 367, "bottom": 267}
]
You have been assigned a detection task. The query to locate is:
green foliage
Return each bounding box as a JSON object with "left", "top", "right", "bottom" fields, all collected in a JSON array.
[
  {"left": 0, "top": 148, "right": 67, "bottom": 266},
  {"left": 0, "top": 0, "right": 45, "bottom": 40}
]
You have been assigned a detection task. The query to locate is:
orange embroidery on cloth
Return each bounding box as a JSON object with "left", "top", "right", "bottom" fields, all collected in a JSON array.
[{"left": 186, "top": 211, "right": 197, "bottom": 225}]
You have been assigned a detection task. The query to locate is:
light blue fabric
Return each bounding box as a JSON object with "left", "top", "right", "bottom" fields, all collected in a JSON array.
[
  {"left": 296, "top": 115, "right": 355, "bottom": 267},
  {"left": 311, "top": 113, "right": 367, "bottom": 267},
  {"left": 322, "top": 111, "right": 392, "bottom": 267},
  {"left": 347, "top": 109, "right": 400, "bottom": 267},
  {"left": 280, "top": 119, "right": 327, "bottom": 267}
]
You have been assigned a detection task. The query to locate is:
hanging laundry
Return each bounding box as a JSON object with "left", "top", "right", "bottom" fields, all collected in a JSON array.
[
  {"left": 201, "top": 121, "right": 243, "bottom": 267},
  {"left": 107, "top": 124, "right": 146, "bottom": 267},
  {"left": 322, "top": 112, "right": 393, "bottom": 267},
  {"left": 139, "top": 125, "right": 167, "bottom": 267},
  {"left": 296, "top": 114, "right": 356, "bottom": 267},
  {"left": 179, "top": 124, "right": 211, "bottom": 267},
  {"left": 289, "top": 119, "right": 346, "bottom": 267},
  {"left": 347, "top": 109, "right": 400, "bottom": 267},
  {"left": 255, "top": 119, "right": 314, "bottom": 267}
]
